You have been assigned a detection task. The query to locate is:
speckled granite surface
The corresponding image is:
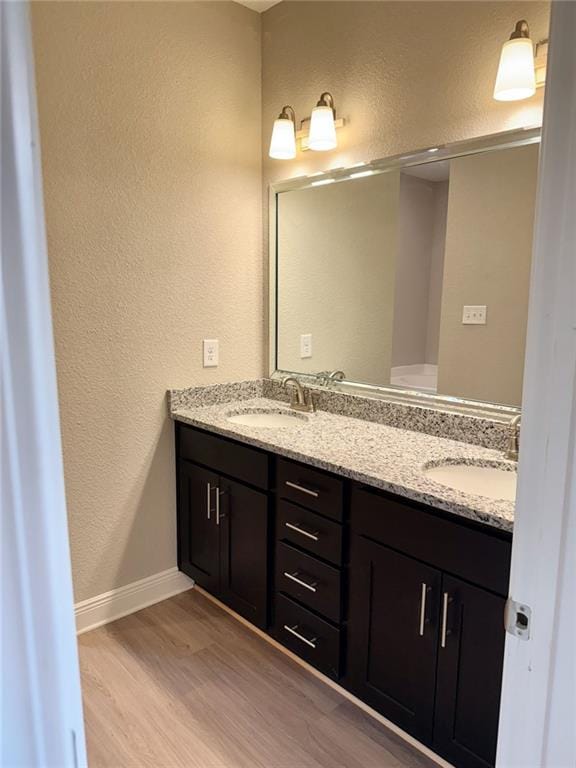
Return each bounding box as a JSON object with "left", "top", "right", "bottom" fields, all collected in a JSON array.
[
  {"left": 262, "top": 379, "right": 512, "bottom": 451},
  {"left": 168, "top": 379, "right": 512, "bottom": 451},
  {"left": 169, "top": 393, "right": 515, "bottom": 532}
]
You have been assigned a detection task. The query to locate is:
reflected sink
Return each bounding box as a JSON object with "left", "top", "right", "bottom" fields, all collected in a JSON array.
[
  {"left": 226, "top": 409, "right": 309, "bottom": 428},
  {"left": 423, "top": 460, "right": 517, "bottom": 502}
]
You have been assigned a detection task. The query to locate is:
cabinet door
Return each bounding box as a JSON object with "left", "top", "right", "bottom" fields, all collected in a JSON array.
[
  {"left": 347, "top": 535, "right": 441, "bottom": 743},
  {"left": 218, "top": 478, "right": 269, "bottom": 629},
  {"left": 433, "top": 576, "right": 506, "bottom": 768},
  {"left": 177, "top": 461, "right": 219, "bottom": 594}
]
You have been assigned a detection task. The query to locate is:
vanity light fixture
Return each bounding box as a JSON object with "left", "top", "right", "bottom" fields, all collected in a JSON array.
[
  {"left": 493, "top": 20, "right": 548, "bottom": 101},
  {"left": 270, "top": 93, "right": 345, "bottom": 158},
  {"left": 269, "top": 105, "right": 297, "bottom": 160},
  {"left": 308, "top": 92, "right": 338, "bottom": 151}
]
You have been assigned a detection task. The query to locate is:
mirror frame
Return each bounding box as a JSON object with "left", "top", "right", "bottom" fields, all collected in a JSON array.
[{"left": 269, "top": 126, "right": 541, "bottom": 419}]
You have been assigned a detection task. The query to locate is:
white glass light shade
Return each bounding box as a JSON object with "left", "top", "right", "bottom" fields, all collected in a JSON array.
[
  {"left": 269, "top": 118, "right": 296, "bottom": 160},
  {"left": 308, "top": 105, "right": 337, "bottom": 151},
  {"left": 493, "top": 37, "right": 536, "bottom": 101}
]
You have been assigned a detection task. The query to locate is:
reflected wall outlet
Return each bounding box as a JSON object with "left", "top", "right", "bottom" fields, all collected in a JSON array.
[
  {"left": 203, "top": 339, "right": 219, "bottom": 367},
  {"left": 462, "top": 305, "right": 487, "bottom": 325},
  {"left": 300, "top": 333, "right": 312, "bottom": 358}
]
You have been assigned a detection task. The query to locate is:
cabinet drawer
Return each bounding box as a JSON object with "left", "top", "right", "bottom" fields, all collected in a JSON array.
[
  {"left": 277, "top": 500, "right": 343, "bottom": 566},
  {"left": 178, "top": 424, "right": 270, "bottom": 490},
  {"left": 276, "top": 542, "right": 342, "bottom": 623},
  {"left": 275, "top": 594, "right": 341, "bottom": 679},
  {"left": 351, "top": 486, "right": 512, "bottom": 596},
  {"left": 277, "top": 458, "right": 343, "bottom": 521}
]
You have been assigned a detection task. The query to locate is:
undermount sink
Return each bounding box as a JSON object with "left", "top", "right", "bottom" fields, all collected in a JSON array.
[
  {"left": 423, "top": 460, "right": 517, "bottom": 502},
  {"left": 226, "top": 409, "right": 309, "bottom": 428}
]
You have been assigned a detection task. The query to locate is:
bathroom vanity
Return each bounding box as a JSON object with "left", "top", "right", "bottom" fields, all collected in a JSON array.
[
  {"left": 169, "top": 126, "right": 539, "bottom": 768},
  {"left": 172, "top": 390, "right": 514, "bottom": 768}
]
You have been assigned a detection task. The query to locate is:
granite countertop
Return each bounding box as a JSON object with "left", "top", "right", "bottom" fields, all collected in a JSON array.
[{"left": 170, "top": 396, "right": 515, "bottom": 533}]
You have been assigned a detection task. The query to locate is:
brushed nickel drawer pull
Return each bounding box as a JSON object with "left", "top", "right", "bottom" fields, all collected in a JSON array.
[
  {"left": 285, "top": 481, "right": 319, "bottom": 498},
  {"left": 285, "top": 522, "right": 320, "bottom": 541},
  {"left": 206, "top": 483, "right": 212, "bottom": 520},
  {"left": 419, "top": 582, "right": 428, "bottom": 637},
  {"left": 283, "top": 624, "right": 317, "bottom": 649},
  {"left": 283, "top": 571, "right": 318, "bottom": 592},
  {"left": 441, "top": 592, "right": 451, "bottom": 648}
]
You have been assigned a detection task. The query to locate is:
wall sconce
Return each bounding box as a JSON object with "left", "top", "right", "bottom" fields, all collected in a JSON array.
[
  {"left": 269, "top": 92, "right": 345, "bottom": 159},
  {"left": 493, "top": 20, "right": 548, "bottom": 102},
  {"left": 308, "top": 92, "right": 338, "bottom": 151},
  {"left": 269, "top": 105, "right": 297, "bottom": 160}
]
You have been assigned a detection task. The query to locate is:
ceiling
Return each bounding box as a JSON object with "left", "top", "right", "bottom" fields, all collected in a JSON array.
[{"left": 234, "top": 0, "right": 282, "bottom": 12}]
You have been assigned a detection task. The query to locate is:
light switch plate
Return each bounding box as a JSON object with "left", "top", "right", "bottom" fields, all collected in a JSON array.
[
  {"left": 462, "top": 305, "right": 487, "bottom": 325},
  {"left": 203, "top": 339, "right": 219, "bottom": 367},
  {"left": 300, "top": 333, "right": 312, "bottom": 358}
]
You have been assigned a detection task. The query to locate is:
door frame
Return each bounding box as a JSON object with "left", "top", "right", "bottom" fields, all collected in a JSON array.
[
  {"left": 497, "top": 2, "right": 576, "bottom": 766},
  {"left": 2, "top": 3, "right": 87, "bottom": 766}
]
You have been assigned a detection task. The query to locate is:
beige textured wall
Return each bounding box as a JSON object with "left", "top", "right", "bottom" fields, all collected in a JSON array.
[
  {"left": 32, "top": 1, "right": 262, "bottom": 602},
  {"left": 426, "top": 181, "right": 449, "bottom": 364},
  {"left": 262, "top": 2, "right": 548, "bottom": 184},
  {"left": 437, "top": 144, "right": 539, "bottom": 406},
  {"left": 392, "top": 174, "right": 445, "bottom": 368},
  {"left": 263, "top": 0, "right": 549, "bottom": 368},
  {"left": 277, "top": 172, "right": 399, "bottom": 384}
]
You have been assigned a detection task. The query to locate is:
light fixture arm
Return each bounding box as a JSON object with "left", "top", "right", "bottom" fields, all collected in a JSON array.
[
  {"left": 316, "top": 92, "right": 336, "bottom": 117},
  {"left": 278, "top": 105, "right": 296, "bottom": 123},
  {"left": 509, "top": 19, "right": 530, "bottom": 40}
]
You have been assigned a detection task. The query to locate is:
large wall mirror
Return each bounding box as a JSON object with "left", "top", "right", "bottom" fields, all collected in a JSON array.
[{"left": 271, "top": 128, "right": 540, "bottom": 410}]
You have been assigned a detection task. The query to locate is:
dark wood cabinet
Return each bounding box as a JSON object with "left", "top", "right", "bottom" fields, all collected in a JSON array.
[
  {"left": 346, "top": 488, "right": 510, "bottom": 768},
  {"left": 347, "top": 535, "right": 441, "bottom": 743},
  {"left": 219, "top": 477, "right": 269, "bottom": 628},
  {"left": 177, "top": 461, "right": 220, "bottom": 594},
  {"left": 176, "top": 424, "right": 271, "bottom": 629},
  {"left": 175, "top": 421, "right": 511, "bottom": 768},
  {"left": 433, "top": 576, "right": 506, "bottom": 768}
]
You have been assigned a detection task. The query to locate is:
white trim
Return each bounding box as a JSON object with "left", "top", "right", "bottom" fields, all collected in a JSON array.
[
  {"left": 75, "top": 568, "right": 194, "bottom": 635},
  {"left": 497, "top": 2, "right": 576, "bottom": 766},
  {"left": 2, "top": 4, "right": 87, "bottom": 766},
  {"left": 194, "top": 585, "right": 455, "bottom": 768}
]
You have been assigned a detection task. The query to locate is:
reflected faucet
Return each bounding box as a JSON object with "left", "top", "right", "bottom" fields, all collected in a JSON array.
[
  {"left": 317, "top": 370, "right": 346, "bottom": 388},
  {"left": 282, "top": 377, "right": 315, "bottom": 413},
  {"left": 505, "top": 415, "right": 521, "bottom": 461}
]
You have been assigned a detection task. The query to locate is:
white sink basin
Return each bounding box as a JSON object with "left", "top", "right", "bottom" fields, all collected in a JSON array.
[
  {"left": 226, "top": 409, "right": 308, "bottom": 428},
  {"left": 423, "top": 461, "right": 517, "bottom": 502}
]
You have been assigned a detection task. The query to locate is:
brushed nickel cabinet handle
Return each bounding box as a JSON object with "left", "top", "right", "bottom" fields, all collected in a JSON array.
[
  {"left": 419, "top": 582, "right": 428, "bottom": 637},
  {"left": 283, "top": 571, "right": 317, "bottom": 592},
  {"left": 215, "top": 488, "right": 225, "bottom": 526},
  {"left": 285, "top": 481, "right": 319, "bottom": 498},
  {"left": 283, "top": 624, "right": 317, "bottom": 649},
  {"left": 206, "top": 483, "right": 212, "bottom": 520},
  {"left": 285, "top": 522, "right": 320, "bottom": 541},
  {"left": 441, "top": 592, "right": 451, "bottom": 648}
]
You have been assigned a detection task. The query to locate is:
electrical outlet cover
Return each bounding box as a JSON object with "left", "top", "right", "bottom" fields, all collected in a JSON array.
[
  {"left": 462, "top": 305, "right": 487, "bottom": 325},
  {"left": 203, "top": 339, "right": 219, "bottom": 367}
]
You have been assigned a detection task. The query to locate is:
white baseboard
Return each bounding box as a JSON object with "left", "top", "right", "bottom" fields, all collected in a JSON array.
[{"left": 75, "top": 567, "right": 194, "bottom": 635}]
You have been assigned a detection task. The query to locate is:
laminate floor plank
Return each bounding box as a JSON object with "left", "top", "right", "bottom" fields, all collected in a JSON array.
[{"left": 79, "top": 589, "right": 438, "bottom": 768}]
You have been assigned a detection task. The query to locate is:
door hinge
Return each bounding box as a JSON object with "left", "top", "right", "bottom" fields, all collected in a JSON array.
[{"left": 505, "top": 598, "right": 532, "bottom": 640}]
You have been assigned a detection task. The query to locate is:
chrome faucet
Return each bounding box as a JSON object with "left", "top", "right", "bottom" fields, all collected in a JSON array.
[
  {"left": 505, "top": 415, "right": 521, "bottom": 461},
  {"left": 283, "top": 377, "right": 315, "bottom": 413}
]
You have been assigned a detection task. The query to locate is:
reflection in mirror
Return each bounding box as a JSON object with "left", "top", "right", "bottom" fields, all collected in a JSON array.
[{"left": 275, "top": 133, "right": 539, "bottom": 408}]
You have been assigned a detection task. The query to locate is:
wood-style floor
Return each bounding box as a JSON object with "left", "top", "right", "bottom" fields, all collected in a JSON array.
[{"left": 79, "top": 589, "right": 437, "bottom": 768}]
